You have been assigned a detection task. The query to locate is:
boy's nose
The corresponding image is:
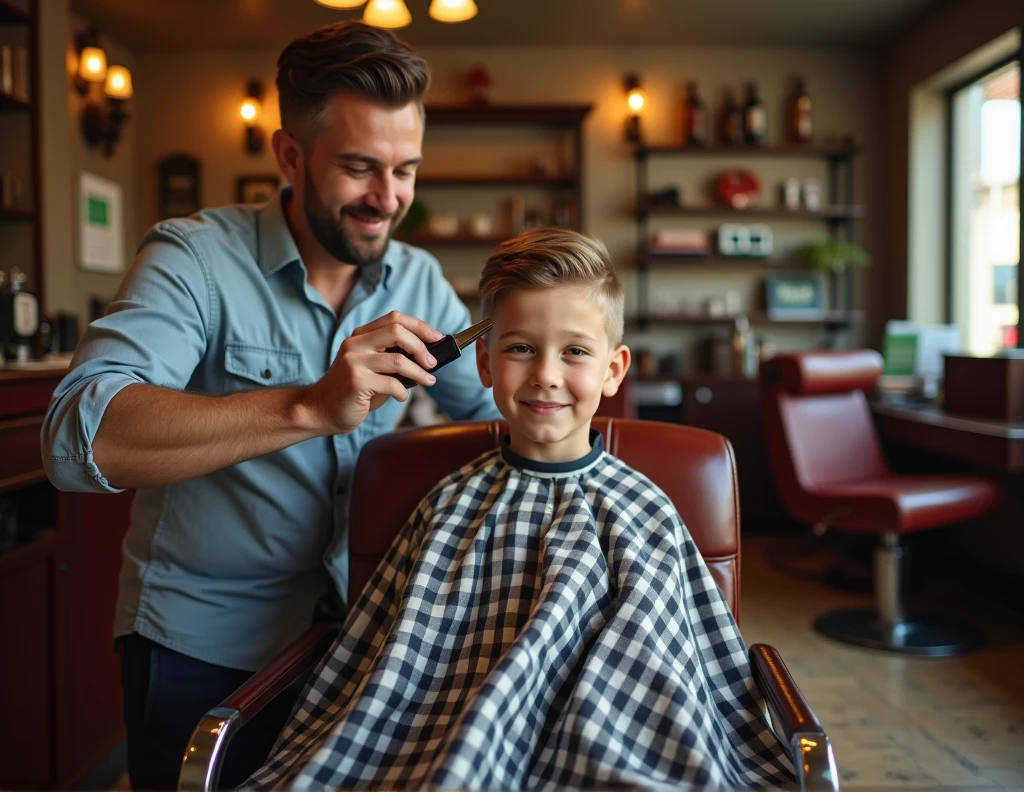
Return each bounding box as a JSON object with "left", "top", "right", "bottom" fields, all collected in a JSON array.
[{"left": 531, "top": 356, "right": 562, "bottom": 388}]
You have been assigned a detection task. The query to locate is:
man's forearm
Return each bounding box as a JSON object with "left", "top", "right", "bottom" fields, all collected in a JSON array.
[{"left": 92, "top": 384, "right": 323, "bottom": 489}]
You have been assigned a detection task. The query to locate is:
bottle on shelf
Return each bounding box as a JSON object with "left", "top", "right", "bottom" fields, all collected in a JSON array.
[
  {"left": 721, "top": 89, "right": 744, "bottom": 145},
  {"left": 1, "top": 267, "right": 39, "bottom": 363},
  {"left": 790, "top": 78, "right": 812, "bottom": 144},
  {"left": 731, "top": 314, "right": 758, "bottom": 377},
  {"left": 685, "top": 81, "right": 707, "bottom": 146},
  {"left": 742, "top": 82, "right": 767, "bottom": 146}
]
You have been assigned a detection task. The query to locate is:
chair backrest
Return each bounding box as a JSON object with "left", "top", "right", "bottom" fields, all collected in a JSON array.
[
  {"left": 349, "top": 418, "right": 743, "bottom": 620},
  {"left": 760, "top": 350, "right": 890, "bottom": 524}
]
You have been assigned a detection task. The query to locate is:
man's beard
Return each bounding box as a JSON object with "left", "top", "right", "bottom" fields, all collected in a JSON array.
[{"left": 302, "top": 170, "right": 404, "bottom": 268}]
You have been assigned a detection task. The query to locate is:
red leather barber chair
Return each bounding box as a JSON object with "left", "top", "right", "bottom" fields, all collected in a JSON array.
[
  {"left": 180, "top": 419, "right": 838, "bottom": 791},
  {"left": 760, "top": 350, "right": 1001, "bottom": 656}
]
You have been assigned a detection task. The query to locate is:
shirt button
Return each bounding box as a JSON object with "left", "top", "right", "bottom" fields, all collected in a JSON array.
[
  {"left": 262, "top": 369, "right": 272, "bottom": 379},
  {"left": 544, "top": 505, "right": 553, "bottom": 514}
]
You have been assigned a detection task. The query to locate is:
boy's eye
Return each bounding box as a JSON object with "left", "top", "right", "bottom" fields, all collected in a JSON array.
[
  {"left": 566, "top": 347, "right": 590, "bottom": 357},
  {"left": 506, "top": 344, "right": 532, "bottom": 354}
]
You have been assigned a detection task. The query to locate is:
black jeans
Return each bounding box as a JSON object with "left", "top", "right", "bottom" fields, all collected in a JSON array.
[{"left": 118, "top": 633, "right": 299, "bottom": 790}]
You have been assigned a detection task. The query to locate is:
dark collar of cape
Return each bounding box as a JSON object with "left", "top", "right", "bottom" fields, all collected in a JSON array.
[{"left": 500, "top": 429, "right": 604, "bottom": 475}]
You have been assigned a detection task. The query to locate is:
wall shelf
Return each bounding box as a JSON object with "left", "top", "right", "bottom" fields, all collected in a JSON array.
[
  {"left": 628, "top": 310, "right": 863, "bottom": 327},
  {"left": 424, "top": 104, "right": 592, "bottom": 127},
  {"left": 416, "top": 174, "right": 577, "bottom": 188},
  {"left": 0, "top": 206, "right": 34, "bottom": 222},
  {"left": 638, "top": 203, "right": 864, "bottom": 220},
  {"left": 0, "top": 92, "right": 30, "bottom": 112},
  {"left": 641, "top": 252, "right": 805, "bottom": 268},
  {"left": 636, "top": 142, "right": 860, "bottom": 160},
  {"left": 0, "top": 0, "right": 29, "bottom": 25},
  {"left": 397, "top": 233, "right": 507, "bottom": 247}
]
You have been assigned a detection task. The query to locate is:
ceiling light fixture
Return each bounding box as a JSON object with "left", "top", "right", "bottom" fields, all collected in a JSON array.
[
  {"left": 313, "top": 0, "right": 367, "bottom": 8},
  {"left": 428, "top": 0, "right": 478, "bottom": 23},
  {"left": 362, "top": 0, "right": 412, "bottom": 28},
  {"left": 312, "top": 0, "right": 477, "bottom": 28}
]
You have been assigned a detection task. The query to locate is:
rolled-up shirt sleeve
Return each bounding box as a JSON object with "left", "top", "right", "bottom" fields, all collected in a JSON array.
[{"left": 41, "top": 224, "right": 213, "bottom": 492}]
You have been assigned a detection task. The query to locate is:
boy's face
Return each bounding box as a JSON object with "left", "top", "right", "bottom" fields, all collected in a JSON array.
[{"left": 476, "top": 284, "right": 630, "bottom": 463}]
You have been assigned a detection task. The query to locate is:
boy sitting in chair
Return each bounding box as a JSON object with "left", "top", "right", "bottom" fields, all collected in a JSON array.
[{"left": 247, "top": 228, "right": 795, "bottom": 790}]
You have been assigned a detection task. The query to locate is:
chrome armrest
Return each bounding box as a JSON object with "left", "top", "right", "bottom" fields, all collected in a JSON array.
[
  {"left": 749, "top": 643, "right": 840, "bottom": 792},
  {"left": 178, "top": 621, "right": 339, "bottom": 792}
]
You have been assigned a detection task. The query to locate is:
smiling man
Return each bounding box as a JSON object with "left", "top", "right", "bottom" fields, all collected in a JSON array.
[{"left": 41, "top": 21, "right": 496, "bottom": 791}]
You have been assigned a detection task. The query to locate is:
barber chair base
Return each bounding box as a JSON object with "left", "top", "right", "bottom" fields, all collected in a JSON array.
[{"left": 814, "top": 608, "right": 982, "bottom": 657}]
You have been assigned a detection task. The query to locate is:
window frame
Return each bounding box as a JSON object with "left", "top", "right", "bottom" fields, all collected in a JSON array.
[{"left": 944, "top": 48, "right": 1023, "bottom": 348}]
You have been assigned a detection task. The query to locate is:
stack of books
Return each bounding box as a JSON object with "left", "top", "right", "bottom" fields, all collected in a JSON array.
[{"left": 649, "top": 230, "right": 709, "bottom": 257}]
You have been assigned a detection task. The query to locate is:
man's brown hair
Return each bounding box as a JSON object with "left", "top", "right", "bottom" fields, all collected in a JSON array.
[
  {"left": 276, "top": 21, "right": 430, "bottom": 143},
  {"left": 479, "top": 227, "right": 625, "bottom": 346}
]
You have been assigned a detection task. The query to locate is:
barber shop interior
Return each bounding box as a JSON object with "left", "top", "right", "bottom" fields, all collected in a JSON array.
[{"left": 1, "top": 0, "right": 1022, "bottom": 790}]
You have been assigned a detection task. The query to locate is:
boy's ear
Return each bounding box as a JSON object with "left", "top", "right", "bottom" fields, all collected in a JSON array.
[
  {"left": 475, "top": 337, "right": 493, "bottom": 388},
  {"left": 602, "top": 344, "right": 631, "bottom": 397}
]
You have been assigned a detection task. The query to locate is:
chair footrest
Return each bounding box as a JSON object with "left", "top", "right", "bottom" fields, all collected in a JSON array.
[{"left": 814, "top": 608, "right": 982, "bottom": 656}]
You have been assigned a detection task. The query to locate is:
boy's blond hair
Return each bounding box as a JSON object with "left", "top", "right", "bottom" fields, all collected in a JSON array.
[{"left": 479, "top": 227, "right": 624, "bottom": 346}]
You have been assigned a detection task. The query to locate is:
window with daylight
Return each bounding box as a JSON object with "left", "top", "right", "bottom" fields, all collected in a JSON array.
[{"left": 949, "top": 59, "right": 1020, "bottom": 354}]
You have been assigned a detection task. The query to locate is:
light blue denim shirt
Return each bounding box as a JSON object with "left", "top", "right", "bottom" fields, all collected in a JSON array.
[{"left": 41, "top": 187, "right": 498, "bottom": 671}]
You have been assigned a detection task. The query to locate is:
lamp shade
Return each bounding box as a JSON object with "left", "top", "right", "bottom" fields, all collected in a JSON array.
[
  {"left": 363, "top": 0, "right": 411, "bottom": 28},
  {"left": 428, "top": 0, "right": 478, "bottom": 23},
  {"left": 313, "top": 0, "right": 367, "bottom": 7},
  {"left": 79, "top": 46, "right": 107, "bottom": 82},
  {"left": 104, "top": 65, "right": 133, "bottom": 99}
]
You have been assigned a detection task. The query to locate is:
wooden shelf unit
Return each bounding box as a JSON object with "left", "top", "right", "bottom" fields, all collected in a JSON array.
[
  {"left": 631, "top": 138, "right": 862, "bottom": 333},
  {"left": 412, "top": 104, "right": 592, "bottom": 298},
  {"left": 0, "top": 0, "right": 29, "bottom": 26},
  {"left": 416, "top": 174, "right": 576, "bottom": 188},
  {"left": 0, "top": 0, "right": 44, "bottom": 306},
  {"left": 628, "top": 310, "right": 864, "bottom": 327}
]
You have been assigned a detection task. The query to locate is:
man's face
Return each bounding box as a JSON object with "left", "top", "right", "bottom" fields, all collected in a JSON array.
[{"left": 299, "top": 93, "right": 423, "bottom": 268}]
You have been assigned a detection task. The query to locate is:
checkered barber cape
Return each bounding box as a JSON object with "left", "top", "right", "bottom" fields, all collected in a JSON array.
[{"left": 247, "top": 432, "right": 795, "bottom": 790}]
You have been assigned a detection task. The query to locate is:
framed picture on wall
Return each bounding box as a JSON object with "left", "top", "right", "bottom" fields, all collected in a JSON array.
[
  {"left": 236, "top": 174, "right": 281, "bottom": 205},
  {"left": 159, "top": 154, "right": 201, "bottom": 219}
]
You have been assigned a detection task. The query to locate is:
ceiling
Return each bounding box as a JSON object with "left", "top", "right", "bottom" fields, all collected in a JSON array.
[{"left": 70, "top": 0, "right": 940, "bottom": 52}]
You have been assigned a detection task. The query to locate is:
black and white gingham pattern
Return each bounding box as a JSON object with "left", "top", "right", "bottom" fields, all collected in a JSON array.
[{"left": 247, "top": 449, "right": 795, "bottom": 790}]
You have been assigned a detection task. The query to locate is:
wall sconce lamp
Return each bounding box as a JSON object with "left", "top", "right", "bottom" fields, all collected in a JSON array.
[
  {"left": 75, "top": 27, "right": 134, "bottom": 158},
  {"left": 624, "top": 74, "right": 645, "bottom": 144},
  {"left": 240, "top": 80, "right": 265, "bottom": 155}
]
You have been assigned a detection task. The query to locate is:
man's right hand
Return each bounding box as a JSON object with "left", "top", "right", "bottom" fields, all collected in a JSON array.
[{"left": 299, "top": 311, "right": 444, "bottom": 435}]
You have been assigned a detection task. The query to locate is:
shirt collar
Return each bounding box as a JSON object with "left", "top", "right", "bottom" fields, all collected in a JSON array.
[
  {"left": 500, "top": 429, "right": 604, "bottom": 477},
  {"left": 256, "top": 184, "right": 395, "bottom": 292},
  {"left": 256, "top": 185, "right": 302, "bottom": 278}
]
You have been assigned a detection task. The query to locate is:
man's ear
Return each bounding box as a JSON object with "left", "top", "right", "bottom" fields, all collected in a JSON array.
[
  {"left": 476, "top": 337, "right": 493, "bottom": 388},
  {"left": 271, "top": 128, "right": 303, "bottom": 187},
  {"left": 602, "top": 344, "right": 631, "bottom": 397}
]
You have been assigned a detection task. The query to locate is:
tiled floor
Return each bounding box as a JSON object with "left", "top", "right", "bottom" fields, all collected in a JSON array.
[{"left": 739, "top": 534, "right": 1024, "bottom": 789}]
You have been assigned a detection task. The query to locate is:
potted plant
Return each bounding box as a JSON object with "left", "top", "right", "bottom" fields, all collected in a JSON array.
[{"left": 797, "top": 239, "right": 870, "bottom": 273}]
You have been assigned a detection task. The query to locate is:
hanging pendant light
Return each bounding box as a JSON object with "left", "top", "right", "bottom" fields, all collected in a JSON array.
[
  {"left": 313, "top": 0, "right": 367, "bottom": 8},
  {"left": 363, "top": 0, "right": 412, "bottom": 28},
  {"left": 428, "top": 0, "right": 478, "bottom": 23}
]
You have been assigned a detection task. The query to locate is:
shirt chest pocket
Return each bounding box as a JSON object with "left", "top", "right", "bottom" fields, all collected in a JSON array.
[{"left": 223, "top": 342, "right": 302, "bottom": 392}]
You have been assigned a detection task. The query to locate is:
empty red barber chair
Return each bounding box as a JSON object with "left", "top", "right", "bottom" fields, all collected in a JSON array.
[{"left": 760, "top": 350, "right": 1001, "bottom": 656}]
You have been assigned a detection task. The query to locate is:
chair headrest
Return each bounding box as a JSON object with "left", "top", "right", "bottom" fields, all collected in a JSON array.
[{"left": 760, "top": 350, "right": 883, "bottom": 395}]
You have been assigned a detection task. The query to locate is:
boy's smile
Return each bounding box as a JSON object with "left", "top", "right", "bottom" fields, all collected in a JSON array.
[{"left": 477, "top": 284, "right": 630, "bottom": 463}]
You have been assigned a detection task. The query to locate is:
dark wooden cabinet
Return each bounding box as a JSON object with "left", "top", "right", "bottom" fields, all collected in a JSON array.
[
  {"left": 0, "top": 370, "right": 133, "bottom": 788},
  {"left": 56, "top": 490, "right": 134, "bottom": 783},
  {"left": 632, "top": 375, "right": 789, "bottom": 528},
  {"left": 0, "top": 530, "right": 58, "bottom": 789}
]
